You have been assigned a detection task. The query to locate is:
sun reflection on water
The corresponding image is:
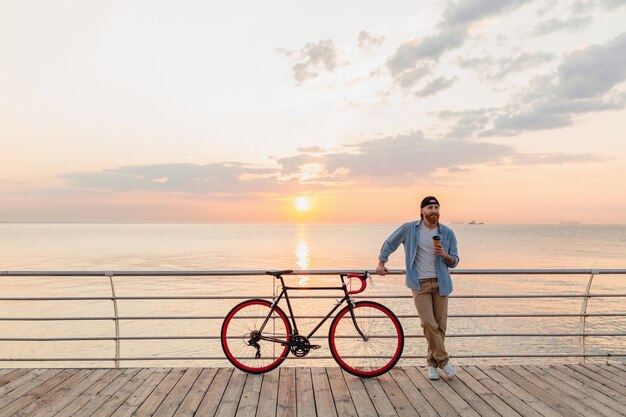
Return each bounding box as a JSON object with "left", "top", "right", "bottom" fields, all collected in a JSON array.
[
  {"left": 295, "top": 239, "right": 310, "bottom": 286},
  {"left": 295, "top": 225, "right": 311, "bottom": 286}
]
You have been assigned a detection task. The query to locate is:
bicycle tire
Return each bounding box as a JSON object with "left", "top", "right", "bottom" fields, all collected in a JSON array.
[
  {"left": 221, "top": 299, "right": 292, "bottom": 374},
  {"left": 328, "top": 301, "right": 403, "bottom": 377}
]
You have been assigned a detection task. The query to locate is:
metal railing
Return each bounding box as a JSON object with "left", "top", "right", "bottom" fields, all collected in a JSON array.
[{"left": 1, "top": 269, "right": 625, "bottom": 366}]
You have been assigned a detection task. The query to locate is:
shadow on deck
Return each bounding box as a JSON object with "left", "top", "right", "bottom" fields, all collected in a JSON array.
[{"left": 0, "top": 364, "right": 625, "bottom": 417}]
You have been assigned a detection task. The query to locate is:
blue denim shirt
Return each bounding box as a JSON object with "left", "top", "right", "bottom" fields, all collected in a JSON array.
[{"left": 378, "top": 220, "right": 459, "bottom": 296}]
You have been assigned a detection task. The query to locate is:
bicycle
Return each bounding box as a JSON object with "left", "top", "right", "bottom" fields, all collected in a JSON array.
[{"left": 221, "top": 270, "right": 404, "bottom": 378}]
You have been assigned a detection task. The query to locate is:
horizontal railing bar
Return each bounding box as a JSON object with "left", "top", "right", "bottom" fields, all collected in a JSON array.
[
  {"left": 1, "top": 294, "right": 625, "bottom": 301},
  {"left": 1, "top": 353, "right": 625, "bottom": 362},
  {"left": 2, "top": 313, "right": 626, "bottom": 321},
  {"left": 2, "top": 268, "right": 626, "bottom": 276},
  {"left": 2, "top": 333, "right": 625, "bottom": 341}
]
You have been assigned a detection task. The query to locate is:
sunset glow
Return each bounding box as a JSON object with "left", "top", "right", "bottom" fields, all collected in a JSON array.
[
  {"left": 295, "top": 197, "right": 312, "bottom": 212},
  {"left": 0, "top": 2, "right": 625, "bottom": 224}
]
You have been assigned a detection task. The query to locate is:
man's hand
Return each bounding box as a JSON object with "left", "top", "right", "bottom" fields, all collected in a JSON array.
[
  {"left": 434, "top": 245, "right": 455, "bottom": 266},
  {"left": 375, "top": 261, "right": 389, "bottom": 276},
  {"left": 433, "top": 244, "right": 447, "bottom": 257}
]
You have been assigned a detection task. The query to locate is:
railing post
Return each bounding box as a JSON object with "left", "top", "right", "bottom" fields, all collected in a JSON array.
[
  {"left": 579, "top": 269, "right": 599, "bottom": 363},
  {"left": 106, "top": 271, "right": 120, "bottom": 368}
]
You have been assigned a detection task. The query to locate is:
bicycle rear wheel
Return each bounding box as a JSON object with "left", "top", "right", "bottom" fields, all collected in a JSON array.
[
  {"left": 221, "top": 299, "right": 292, "bottom": 373},
  {"left": 329, "top": 301, "right": 403, "bottom": 377}
]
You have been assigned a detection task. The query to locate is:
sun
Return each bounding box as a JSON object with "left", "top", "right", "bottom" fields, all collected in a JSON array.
[{"left": 295, "top": 197, "right": 312, "bottom": 212}]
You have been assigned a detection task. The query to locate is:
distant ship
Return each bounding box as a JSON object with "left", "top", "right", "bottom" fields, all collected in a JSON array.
[{"left": 468, "top": 220, "right": 484, "bottom": 225}]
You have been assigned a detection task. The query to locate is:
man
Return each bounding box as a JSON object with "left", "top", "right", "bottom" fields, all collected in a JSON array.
[{"left": 375, "top": 196, "right": 459, "bottom": 380}]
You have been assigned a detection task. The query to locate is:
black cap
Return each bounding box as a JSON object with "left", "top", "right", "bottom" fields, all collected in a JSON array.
[{"left": 420, "top": 196, "right": 440, "bottom": 208}]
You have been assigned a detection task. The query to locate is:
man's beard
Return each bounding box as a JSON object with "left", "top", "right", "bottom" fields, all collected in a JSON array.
[{"left": 426, "top": 214, "right": 439, "bottom": 223}]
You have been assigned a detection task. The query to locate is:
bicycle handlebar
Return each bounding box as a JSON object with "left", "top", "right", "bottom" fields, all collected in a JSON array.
[{"left": 346, "top": 273, "right": 368, "bottom": 295}]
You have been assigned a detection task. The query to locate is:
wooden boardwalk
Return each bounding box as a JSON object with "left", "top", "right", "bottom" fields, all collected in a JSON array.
[{"left": 0, "top": 364, "right": 624, "bottom": 417}]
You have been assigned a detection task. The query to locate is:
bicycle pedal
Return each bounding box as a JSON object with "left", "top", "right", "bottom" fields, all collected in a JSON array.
[{"left": 311, "top": 345, "right": 321, "bottom": 350}]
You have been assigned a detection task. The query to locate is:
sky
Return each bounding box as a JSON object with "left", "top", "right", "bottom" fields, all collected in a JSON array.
[{"left": 1, "top": 0, "right": 625, "bottom": 224}]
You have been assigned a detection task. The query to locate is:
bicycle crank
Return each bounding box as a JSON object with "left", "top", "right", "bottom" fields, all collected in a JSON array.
[{"left": 288, "top": 335, "right": 320, "bottom": 357}]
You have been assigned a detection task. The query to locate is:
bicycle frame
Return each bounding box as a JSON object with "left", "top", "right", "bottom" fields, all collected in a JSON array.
[{"left": 258, "top": 274, "right": 368, "bottom": 344}]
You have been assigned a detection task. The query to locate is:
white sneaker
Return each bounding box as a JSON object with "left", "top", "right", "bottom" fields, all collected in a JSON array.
[
  {"left": 427, "top": 366, "right": 440, "bottom": 380},
  {"left": 443, "top": 362, "right": 456, "bottom": 379}
]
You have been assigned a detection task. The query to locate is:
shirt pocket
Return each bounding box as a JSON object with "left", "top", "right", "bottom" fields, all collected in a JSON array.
[{"left": 442, "top": 238, "right": 451, "bottom": 251}]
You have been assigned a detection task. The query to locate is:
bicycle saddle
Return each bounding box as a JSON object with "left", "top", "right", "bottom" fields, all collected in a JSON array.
[{"left": 265, "top": 270, "right": 293, "bottom": 277}]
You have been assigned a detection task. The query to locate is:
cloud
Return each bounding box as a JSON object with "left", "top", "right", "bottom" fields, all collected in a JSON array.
[
  {"left": 289, "top": 40, "right": 338, "bottom": 83},
  {"left": 600, "top": 0, "right": 626, "bottom": 10},
  {"left": 556, "top": 33, "right": 626, "bottom": 99},
  {"left": 61, "top": 162, "right": 281, "bottom": 194},
  {"left": 492, "top": 52, "right": 555, "bottom": 79},
  {"left": 532, "top": 15, "right": 593, "bottom": 36},
  {"left": 386, "top": 28, "right": 465, "bottom": 76},
  {"left": 457, "top": 51, "right": 554, "bottom": 80},
  {"left": 393, "top": 65, "right": 431, "bottom": 89},
  {"left": 60, "top": 133, "right": 609, "bottom": 195},
  {"left": 296, "top": 146, "right": 325, "bottom": 154},
  {"left": 357, "top": 31, "right": 385, "bottom": 49},
  {"left": 386, "top": 0, "right": 528, "bottom": 82},
  {"left": 508, "top": 153, "right": 610, "bottom": 165},
  {"left": 415, "top": 77, "right": 457, "bottom": 97},
  {"left": 442, "top": 32, "right": 626, "bottom": 137}
]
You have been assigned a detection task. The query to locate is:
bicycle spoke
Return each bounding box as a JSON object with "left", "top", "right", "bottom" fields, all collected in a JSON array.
[{"left": 329, "top": 302, "right": 403, "bottom": 377}]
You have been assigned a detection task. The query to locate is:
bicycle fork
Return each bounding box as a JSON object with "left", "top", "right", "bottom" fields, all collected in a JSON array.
[{"left": 347, "top": 299, "right": 369, "bottom": 341}]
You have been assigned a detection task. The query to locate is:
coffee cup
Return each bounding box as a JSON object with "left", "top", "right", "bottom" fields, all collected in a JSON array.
[{"left": 432, "top": 235, "right": 442, "bottom": 248}]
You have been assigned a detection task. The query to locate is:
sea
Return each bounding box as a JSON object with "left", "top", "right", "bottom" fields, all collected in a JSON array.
[{"left": 1, "top": 223, "right": 625, "bottom": 368}]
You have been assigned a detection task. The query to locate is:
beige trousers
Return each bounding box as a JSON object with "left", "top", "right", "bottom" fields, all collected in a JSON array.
[{"left": 412, "top": 278, "right": 449, "bottom": 368}]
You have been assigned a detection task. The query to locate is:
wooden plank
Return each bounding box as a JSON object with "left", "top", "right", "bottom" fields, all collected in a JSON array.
[
  {"left": 71, "top": 368, "right": 141, "bottom": 417},
  {"left": 566, "top": 364, "right": 626, "bottom": 397},
  {"left": 446, "top": 366, "right": 507, "bottom": 417},
  {"left": 326, "top": 368, "right": 358, "bottom": 417},
  {"left": 276, "top": 367, "right": 296, "bottom": 417},
  {"left": 598, "top": 364, "right": 626, "bottom": 379},
  {"left": 403, "top": 366, "right": 460, "bottom": 417},
  {"left": 294, "top": 367, "right": 315, "bottom": 417},
  {"left": 0, "top": 369, "right": 63, "bottom": 410},
  {"left": 361, "top": 373, "right": 399, "bottom": 417},
  {"left": 539, "top": 365, "right": 626, "bottom": 416},
  {"left": 110, "top": 368, "right": 171, "bottom": 417},
  {"left": 418, "top": 369, "right": 481, "bottom": 417},
  {"left": 235, "top": 372, "right": 263, "bottom": 417},
  {"left": 133, "top": 368, "right": 186, "bottom": 417},
  {"left": 152, "top": 368, "right": 203, "bottom": 417},
  {"left": 497, "top": 366, "right": 585, "bottom": 417},
  {"left": 31, "top": 369, "right": 111, "bottom": 417},
  {"left": 482, "top": 367, "right": 566, "bottom": 417},
  {"left": 195, "top": 368, "right": 234, "bottom": 417},
  {"left": 462, "top": 366, "right": 545, "bottom": 417},
  {"left": 0, "top": 369, "right": 31, "bottom": 388},
  {"left": 0, "top": 369, "right": 77, "bottom": 417},
  {"left": 344, "top": 371, "right": 381, "bottom": 417},
  {"left": 90, "top": 368, "right": 157, "bottom": 417},
  {"left": 0, "top": 369, "right": 48, "bottom": 397},
  {"left": 555, "top": 365, "right": 626, "bottom": 406},
  {"left": 55, "top": 369, "right": 126, "bottom": 417},
  {"left": 173, "top": 368, "right": 218, "bottom": 417},
  {"left": 311, "top": 367, "right": 338, "bottom": 417},
  {"left": 609, "top": 363, "right": 626, "bottom": 373},
  {"left": 0, "top": 369, "right": 14, "bottom": 380},
  {"left": 582, "top": 364, "right": 626, "bottom": 388},
  {"left": 11, "top": 369, "right": 92, "bottom": 417},
  {"left": 376, "top": 371, "right": 421, "bottom": 417},
  {"left": 389, "top": 368, "right": 438, "bottom": 417},
  {"left": 523, "top": 365, "right": 622, "bottom": 417},
  {"left": 215, "top": 370, "right": 248, "bottom": 417},
  {"left": 256, "top": 369, "right": 279, "bottom": 417}
]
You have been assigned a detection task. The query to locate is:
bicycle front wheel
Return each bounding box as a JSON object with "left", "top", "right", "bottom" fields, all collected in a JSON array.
[
  {"left": 221, "top": 299, "right": 292, "bottom": 374},
  {"left": 329, "top": 301, "right": 403, "bottom": 377}
]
